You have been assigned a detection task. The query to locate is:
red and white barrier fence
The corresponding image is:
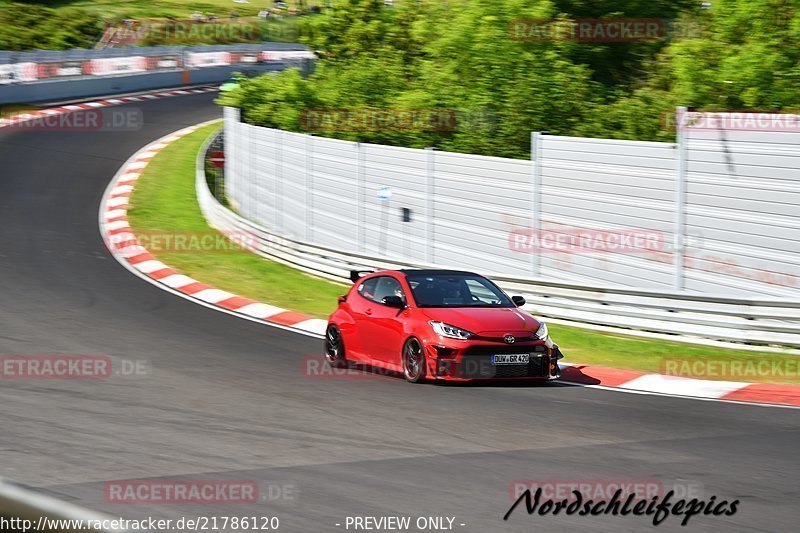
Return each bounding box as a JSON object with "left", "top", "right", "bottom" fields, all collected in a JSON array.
[
  {"left": 86, "top": 56, "right": 149, "bottom": 76},
  {"left": 0, "top": 47, "right": 315, "bottom": 84},
  {"left": 0, "top": 62, "right": 38, "bottom": 84}
]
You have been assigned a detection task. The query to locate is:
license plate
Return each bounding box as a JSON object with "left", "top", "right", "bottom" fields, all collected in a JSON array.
[{"left": 491, "top": 354, "right": 530, "bottom": 365}]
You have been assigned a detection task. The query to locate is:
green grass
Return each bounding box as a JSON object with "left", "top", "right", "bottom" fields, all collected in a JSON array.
[
  {"left": 0, "top": 104, "right": 38, "bottom": 117},
  {"left": 126, "top": 123, "right": 347, "bottom": 318},
  {"left": 127, "top": 123, "right": 800, "bottom": 385},
  {"left": 553, "top": 326, "right": 800, "bottom": 384}
]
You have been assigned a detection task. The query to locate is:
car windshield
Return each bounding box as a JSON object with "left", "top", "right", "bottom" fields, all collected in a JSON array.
[{"left": 405, "top": 273, "right": 513, "bottom": 308}]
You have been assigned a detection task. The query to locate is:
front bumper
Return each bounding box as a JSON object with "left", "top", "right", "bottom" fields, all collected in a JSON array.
[{"left": 426, "top": 339, "right": 562, "bottom": 381}]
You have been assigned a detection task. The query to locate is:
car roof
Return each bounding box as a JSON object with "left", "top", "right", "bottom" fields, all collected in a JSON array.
[
  {"left": 397, "top": 269, "right": 481, "bottom": 277},
  {"left": 354, "top": 269, "right": 484, "bottom": 283}
]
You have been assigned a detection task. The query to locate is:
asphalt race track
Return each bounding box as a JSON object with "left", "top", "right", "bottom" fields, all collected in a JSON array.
[{"left": 1, "top": 93, "right": 798, "bottom": 532}]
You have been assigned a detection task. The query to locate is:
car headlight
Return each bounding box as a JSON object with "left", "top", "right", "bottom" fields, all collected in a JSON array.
[
  {"left": 429, "top": 321, "right": 474, "bottom": 340},
  {"left": 534, "top": 321, "right": 548, "bottom": 340}
]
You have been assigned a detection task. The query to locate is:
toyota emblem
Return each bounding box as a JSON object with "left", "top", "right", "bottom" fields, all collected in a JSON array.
[{"left": 503, "top": 334, "right": 516, "bottom": 344}]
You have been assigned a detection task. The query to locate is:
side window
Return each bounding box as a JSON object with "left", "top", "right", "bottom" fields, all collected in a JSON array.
[
  {"left": 359, "top": 276, "right": 405, "bottom": 304},
  {"left": 358, "top": 277, "right": 380, "bottom": 302},
  {"left": 374, "top": 276, "right": 405, "bottom": 304},
  {"left": 464, "top": 279, "right": 500, "bottom": 304}
]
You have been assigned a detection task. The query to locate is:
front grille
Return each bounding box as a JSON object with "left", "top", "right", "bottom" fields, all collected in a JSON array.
[
  {"left": 464, "top": 344, "right": 547, "bottom": 356},
  {"left": 458, "top": 353, "right": 550, "bottom": 378},
  {"left": 475, "top": 334, "right": 537, "bottom": 343}
]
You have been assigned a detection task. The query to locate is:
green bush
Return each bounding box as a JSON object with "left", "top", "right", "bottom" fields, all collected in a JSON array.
[{"left": 221, "top": 0, "right": 799, "bottom": 154}]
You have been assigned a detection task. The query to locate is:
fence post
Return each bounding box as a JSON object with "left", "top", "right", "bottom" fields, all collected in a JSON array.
[
  {"left": 214, "top": 134, "right": 222, "bottom": 200},
  {"left": 225, "top": 107, "right": 238, "bottom": 203},
  {"left": 230, "top": 109, "right": 240, "bottom": 213},
  {"left": 674, "top": 106, "right": 688, "bottom": 291},
  {"left": 530, "top": 132, "right": 543, "bottom": 277},
  {"left": 357, "top": 142, "right": 366, "bottom": 252},
  {"left": 426, "top": 147, "right": 436, "bottom": 264}
]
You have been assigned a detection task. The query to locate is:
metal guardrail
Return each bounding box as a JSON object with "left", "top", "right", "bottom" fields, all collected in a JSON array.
[
  {"left": 0, "top": 43, "right": 314, "bottom": 85},
  {"left": 0, "top": 478, "right": 129, "bottom": 533},
  {"left": 197, "top": 133, "right": 800, "bottom": 348},
  {"left": 0, "top": 43, "right": 313, "bottom": 66}
]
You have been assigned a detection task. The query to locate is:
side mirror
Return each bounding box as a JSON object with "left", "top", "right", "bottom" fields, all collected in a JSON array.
[
  {"left": 381, "top": 295, "right": 405, "bottom": 309},
  {"left": 512, "top": 295, "right": 526, "bottom": 307}
]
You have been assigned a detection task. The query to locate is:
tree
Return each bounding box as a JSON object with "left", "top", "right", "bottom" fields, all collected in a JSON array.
[{"left": 225, "top": 0, "right": 799, "bottom": 152}]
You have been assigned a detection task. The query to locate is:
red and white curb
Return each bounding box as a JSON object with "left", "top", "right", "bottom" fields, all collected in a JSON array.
[
  {"left": 559, "top": 363, "right": 800, "bottom": 408},
  {"left": 99, "top": 122, "right": 328, "bottom": 339},
  {"left": 99, "top": 123, "right": 800, "bottom": 408},
  {"left": 0, "top": 85, "right": 218, "bottom": 129}
]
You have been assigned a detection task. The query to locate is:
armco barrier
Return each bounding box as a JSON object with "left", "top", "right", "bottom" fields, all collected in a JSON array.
[
  {"left": 197, "top": 133, "right": 800, "bottom": 348},
  {"left": 0, "top": 478, "right": 129, "bottom": 532},
  {"left": 0, "top": 44, "right": 314, "bottom": 104}
]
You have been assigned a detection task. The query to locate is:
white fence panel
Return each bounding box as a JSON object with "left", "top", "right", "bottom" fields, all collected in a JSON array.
[
  {"left": 223, "top": 108, "right": 800, "bottom": 299},
  {"left": 538, "top": 136, "right": 678, "bottom": 290},
  {"left": 433, "top": 151, "right": 533, "bottom": 275},
  {"left": 684, "top": 127, "right": 800, "bottom": 297},
  {"left": 308, "top": 136, "right": 360, "bottom": 250}
]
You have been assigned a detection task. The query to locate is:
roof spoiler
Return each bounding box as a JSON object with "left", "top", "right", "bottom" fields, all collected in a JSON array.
[{"left": 349, "top": 270, "right": 374, "bottom": 283}]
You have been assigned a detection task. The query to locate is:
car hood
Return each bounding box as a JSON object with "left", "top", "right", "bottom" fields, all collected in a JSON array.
[{"left": 421, "top": 307, "right": 540, "bottom": 335}]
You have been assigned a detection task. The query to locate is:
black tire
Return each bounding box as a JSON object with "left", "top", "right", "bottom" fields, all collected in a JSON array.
[
  {"left": 324, "top": 325, "right": 346, "bottom": 367},
  {"left": 402, "top": 337, "right": 426, "bottom": 383}
]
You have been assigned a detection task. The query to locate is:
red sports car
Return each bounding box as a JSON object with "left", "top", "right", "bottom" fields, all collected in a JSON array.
[{"left": 325, "top": 269, "right": 563, "bottom": 383}]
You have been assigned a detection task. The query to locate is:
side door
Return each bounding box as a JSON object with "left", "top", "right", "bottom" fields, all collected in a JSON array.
[
  {"left": 358, "top": 275, "right": 408, "bottom": 364},
  {"left": 349, "top": 276, "right": 380, "bottom": 361}
]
